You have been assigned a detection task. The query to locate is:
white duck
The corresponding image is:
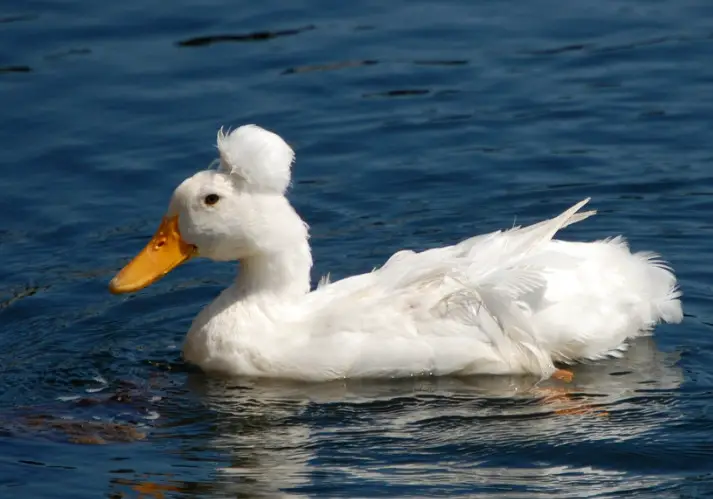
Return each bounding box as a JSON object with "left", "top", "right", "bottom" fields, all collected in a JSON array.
[{"left": 109, "top": 125, "right": 682, "bottom": 381}]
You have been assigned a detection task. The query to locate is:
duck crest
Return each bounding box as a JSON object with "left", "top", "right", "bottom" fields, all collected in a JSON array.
[{"left": 216, "top": 125, "right": 295, "bottom": 194}]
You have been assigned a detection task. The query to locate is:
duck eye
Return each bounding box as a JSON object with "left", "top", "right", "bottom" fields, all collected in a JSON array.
[{"left": 204, "top": 193, "right": 220, "bottom": 206}]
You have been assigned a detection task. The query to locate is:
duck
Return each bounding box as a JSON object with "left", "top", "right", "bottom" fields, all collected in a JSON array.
[{"left": 109, "top": 124, "right": 683, "bottom": 381}]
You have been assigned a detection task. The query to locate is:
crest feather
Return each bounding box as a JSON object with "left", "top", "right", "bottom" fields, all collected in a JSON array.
[{"left": 216, "top": 124, "right": 294, "bottom": 194}]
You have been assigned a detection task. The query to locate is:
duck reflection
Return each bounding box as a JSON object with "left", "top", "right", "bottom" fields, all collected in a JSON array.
[{"left": 183, "top": 337, "right": 683, "bottom": 496}]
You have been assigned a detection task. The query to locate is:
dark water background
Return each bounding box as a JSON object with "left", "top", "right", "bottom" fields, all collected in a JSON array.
[{"left": 2, "top": 0, "right": 713, "bottom": 497}]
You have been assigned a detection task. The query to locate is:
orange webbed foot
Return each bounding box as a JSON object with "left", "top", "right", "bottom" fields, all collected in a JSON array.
[
  {"left": 552, "top": 368, "right": 574, "bottom": 383},
  {"left": 537, "top": 387, "right": 609, "bottom": 418}
]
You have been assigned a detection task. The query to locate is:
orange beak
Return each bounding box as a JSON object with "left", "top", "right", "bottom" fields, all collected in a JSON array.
[{"left": 109, "top": 215, "right": 196, "bottom": 294}]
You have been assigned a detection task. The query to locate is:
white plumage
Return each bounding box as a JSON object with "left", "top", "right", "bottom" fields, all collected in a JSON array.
[{"left": 114, "top": 125, "right": 683, "bottom": 381}]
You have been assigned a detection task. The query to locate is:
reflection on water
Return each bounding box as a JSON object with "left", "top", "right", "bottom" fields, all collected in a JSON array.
[{"left": 154, "top": 338, "right": 685, "bottom": 497}]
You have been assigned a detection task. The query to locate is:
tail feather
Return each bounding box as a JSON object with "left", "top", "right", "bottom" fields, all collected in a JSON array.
[{"left": 635, "top": 251, "right": 683, "bottom": 325}]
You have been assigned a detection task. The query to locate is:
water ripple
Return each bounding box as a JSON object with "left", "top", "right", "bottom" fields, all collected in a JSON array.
[{"left": 176, "top": 25, "right": 316, "bottom": 47}]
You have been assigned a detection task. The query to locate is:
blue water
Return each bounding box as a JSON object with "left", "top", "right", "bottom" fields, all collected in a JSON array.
[{"left": 2, "top": 0, "right": 713, "bottom": 497}]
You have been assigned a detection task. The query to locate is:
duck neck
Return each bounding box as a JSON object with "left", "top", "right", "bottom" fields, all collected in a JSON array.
[{"left": 236, "top": 240, "right": 313, "bottom": 299}]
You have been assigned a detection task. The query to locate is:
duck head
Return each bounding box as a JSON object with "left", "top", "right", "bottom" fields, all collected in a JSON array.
[{"left": 109, "top": 124, "right": 304, "bottom": 294}]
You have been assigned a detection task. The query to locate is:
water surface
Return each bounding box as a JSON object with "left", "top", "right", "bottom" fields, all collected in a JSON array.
[{"left": 2, "top": 0, "right": 713, "bottom": 497}]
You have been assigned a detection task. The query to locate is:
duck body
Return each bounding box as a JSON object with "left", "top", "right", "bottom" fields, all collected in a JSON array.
[
  {"left": 182, "top": 200, "right": 681, "bottom": 380},
  {"left": 111, "top": 125, "right": 682, "bottom": 381}
]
